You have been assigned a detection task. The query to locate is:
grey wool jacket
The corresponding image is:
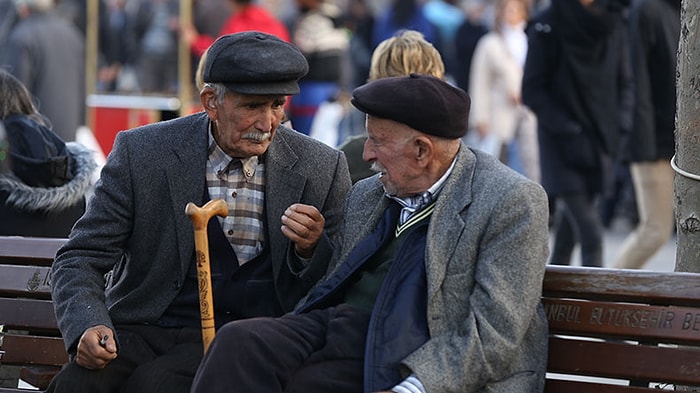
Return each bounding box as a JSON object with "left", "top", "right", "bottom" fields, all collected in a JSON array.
[
  {"left": 50, "top": 112, "right": 351, "bottom": 352},
  {"left": 318, "top": 145, "right": 550, "bottom": 392}
]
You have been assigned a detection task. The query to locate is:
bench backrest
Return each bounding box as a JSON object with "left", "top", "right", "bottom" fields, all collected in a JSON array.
[
  {"left": 0, "top": 236, "right": 69, "bottom": 391},
  {"left": 543, "top": 265, "right": 700, "bottom": 392},
  {"left": 4, "top": 240, "right": 698, "bottom": 391}
]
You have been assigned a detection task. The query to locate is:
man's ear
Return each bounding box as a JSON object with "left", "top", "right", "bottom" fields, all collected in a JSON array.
[
  {"left": 200, "top": 89, "right": 218, "bottom": 118},
  {"left": 202, "top": 92, "right": 216, "bottom": 109},
  {"left": 414, "top": 136, "right": 433, "bottom": 165}
]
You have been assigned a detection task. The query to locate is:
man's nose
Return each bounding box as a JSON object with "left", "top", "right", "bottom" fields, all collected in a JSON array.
[
  {"left": 362, "top": 139, "right": 374, "bottom": 162},
  {"left": 254, "top": 108, "right": 275, "bottom": 132}
]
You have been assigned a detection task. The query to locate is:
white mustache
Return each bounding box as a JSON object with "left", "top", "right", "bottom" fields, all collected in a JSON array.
[
  {"left": 370, "top": 162, "right": 385, "bottom": 174},
  {"left": 242, "top": 132, "right": 271, "bottom": 142}
]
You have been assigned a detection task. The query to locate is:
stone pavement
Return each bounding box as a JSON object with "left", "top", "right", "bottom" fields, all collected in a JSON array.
[{"left": 556, "top": 218, "right": 678, "bottom": 272}]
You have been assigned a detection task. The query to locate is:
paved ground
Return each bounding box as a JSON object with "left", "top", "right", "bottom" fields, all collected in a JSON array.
[{"left": 552, "top": 217, "right": 677, "bottom": 272}]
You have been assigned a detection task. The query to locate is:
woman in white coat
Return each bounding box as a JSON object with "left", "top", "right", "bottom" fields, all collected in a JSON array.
[{"left": 467, "top": 0, "right": 540, "bottom": 182}]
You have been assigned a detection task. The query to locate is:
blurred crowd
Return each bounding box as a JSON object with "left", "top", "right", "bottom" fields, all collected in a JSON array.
[{"left": 0, "top": 0, "right": 682, "bottom": 270}]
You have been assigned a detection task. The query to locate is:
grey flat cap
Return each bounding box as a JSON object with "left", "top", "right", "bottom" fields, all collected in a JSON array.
[{"left": 202, "top": 31, "right": 309, "bottom": 95}]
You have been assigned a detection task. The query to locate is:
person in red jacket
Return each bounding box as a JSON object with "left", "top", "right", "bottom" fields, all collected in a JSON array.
[{"left": 181, "top": 0, "right": 290, "bottom": 58}]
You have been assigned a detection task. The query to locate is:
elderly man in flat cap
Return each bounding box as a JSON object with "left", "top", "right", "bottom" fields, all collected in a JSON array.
[
  {"left": 191, "top": 73, "right": 550, "bottom": 393},
  {"left": 47, "top": 31, "right": 351, "bottom": 393}
]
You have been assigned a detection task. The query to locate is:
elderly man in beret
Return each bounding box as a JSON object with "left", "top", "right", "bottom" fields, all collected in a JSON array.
[
  {"left": 47, "top": 32, "right": 351, "bottom": 393},
  {"left": 191, "top": 74, "right": 550, "bottom": 393}
]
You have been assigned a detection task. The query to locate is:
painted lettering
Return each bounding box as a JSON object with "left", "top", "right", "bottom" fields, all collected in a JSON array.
[
  {"left": 546, "top": 304, "right": 582, "bottom": 323},
  {"left": 664, "top": 311, "right": 674, "bottom": 328},
  {"left": 682, "top": 313, "right": 700, "bottom": 331},
  {"left": 590, "top": 306, "right": 673, "bottom": 329}
]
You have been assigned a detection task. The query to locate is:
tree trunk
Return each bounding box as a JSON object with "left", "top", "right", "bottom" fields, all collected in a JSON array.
[{"left": 674, "top": 0, "right": 700, "bottom": 274}]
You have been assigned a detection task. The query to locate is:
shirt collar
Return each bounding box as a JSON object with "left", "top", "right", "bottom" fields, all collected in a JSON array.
[
  {"left": 208, "top": 121, "right": 259, "bottom": 180},
  {"left": 385, "top": 155, "right": 457, "bottom": 210}
]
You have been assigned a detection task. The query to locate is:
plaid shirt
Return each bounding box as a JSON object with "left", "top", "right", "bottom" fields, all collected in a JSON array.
[{"left": 206, "top": 131, "right": 265, "bottom": 265}]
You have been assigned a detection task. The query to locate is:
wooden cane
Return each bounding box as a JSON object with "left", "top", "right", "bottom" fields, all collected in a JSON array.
[{"left": 185, "top": 199, "right": 228, "bottom": 353}]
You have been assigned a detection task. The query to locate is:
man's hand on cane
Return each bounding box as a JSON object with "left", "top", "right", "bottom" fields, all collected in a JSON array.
[{"left": 281, "top": 203, "right": 325, "bottom": 259}]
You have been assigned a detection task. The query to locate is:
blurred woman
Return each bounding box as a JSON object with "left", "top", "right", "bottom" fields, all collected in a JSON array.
[
  {"left": 0, "top": 69, "right": 96, "bottom": 237},
  {"left": 467, "top": 0, "right": 540, "bottom": 182}
]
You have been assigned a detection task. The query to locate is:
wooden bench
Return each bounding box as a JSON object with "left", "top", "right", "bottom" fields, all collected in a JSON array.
[
  {"left": 543, "top": 265, "right": 700, "bottom": 392},
  {"left": 0, "top": 236, "right": 68, "bottom": 393},
  {"left": 3, "top": 238, "right": 699, "bottom": 392}
]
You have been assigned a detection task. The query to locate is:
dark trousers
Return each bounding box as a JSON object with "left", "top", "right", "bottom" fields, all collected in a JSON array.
[
  {"left": 191, "top": 304, "right": 370, "bottom": 393},
  {"left": 46, "top": 325, "right": 203, "bottom": 393},
  {"left": 551, "top": 193, "right": 603, "bottom": 267}
]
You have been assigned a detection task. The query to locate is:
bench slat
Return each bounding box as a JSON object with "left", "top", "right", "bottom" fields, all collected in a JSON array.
[
  {"left": 548, "top": 336, "right": 700, "bottom": 386},
  {"left": 0, "top": 298, "right": 57, "bottom": 331},
  {"left": 543, "top": 266, "right": 700, "bottom": 307},
  {"left": 544, "top": 378, "right": 661, "bottom": 393},
  {"left": 0, "top": 334, "right": 68, "bottom": 366},
  {"left": 0, "top": 237, "right": 65, "bottom": 266},
  {"left": 543, "top": 297, "right": 700, "bottom": 346},
  {"left": 0, "top": 265, "right": 51, "bottom": 299}
]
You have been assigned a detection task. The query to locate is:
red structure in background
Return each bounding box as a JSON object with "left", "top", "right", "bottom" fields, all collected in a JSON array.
[{"left": 86, "top": 95, "right": 186, "bottom": 156}]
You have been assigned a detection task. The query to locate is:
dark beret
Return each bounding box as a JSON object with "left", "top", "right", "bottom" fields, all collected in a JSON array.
[
  {"left": 202, "top": 31, "right": 309, "bottom": 95},
  {"left": 351, "top": 74, "right": 471, "bottom": 139}
]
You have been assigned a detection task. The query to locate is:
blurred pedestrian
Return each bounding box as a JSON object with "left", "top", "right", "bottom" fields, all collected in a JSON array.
[
  {"left": 1, "top": 0, "right": 85, "bottom": 142},
  {"left": 613, "top": 0, "right": 680, "bottom": 270},
  {"left": 182, "top": 0, "right": 291, "bottom": 59},
  {"left": 453, "top": 0, "right": 488, "bottom": 93},
  {"left": 467, "top": 0, "right": 539, "bottom": 182},
  {"left": 286, "top": 0, "right": 349, "bottom": 135},
  {"left": 371, "top": 0, "right": 438, "bottom": 50},
  {"left": 422, "top": 0, "right": 464, "bottom": 83},
  {"left": 522, "top": 0, "right": 633, "bottom": 267},
  {"left": 335, "top": 0, "right": 375, "bottom": 146},
  {"left": 131, "top": 0, "right": 180, "bottom": 94}
]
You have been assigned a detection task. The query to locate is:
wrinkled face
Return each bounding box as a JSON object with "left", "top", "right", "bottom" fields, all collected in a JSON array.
[
  {"left": 205, "top": 90, "right": 286, "bottom": 158},
  {"left": 362, "top": 116, "right": 421, "bottom": 197}
]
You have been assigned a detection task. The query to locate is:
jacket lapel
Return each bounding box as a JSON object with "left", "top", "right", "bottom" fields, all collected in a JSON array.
[
  {"left": 425, "top": 144, "right": 474, "bottom": 301},
  {"left": 166, "top": 114, "right": 210, "bottom": 274},
  {"left": 264, "top": 129, "right": 305, "bottom": 276}
]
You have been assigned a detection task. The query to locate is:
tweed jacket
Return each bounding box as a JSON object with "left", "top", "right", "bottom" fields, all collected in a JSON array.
[
  {"left": 322, "top": 145, "right": 550, "bottom": 392},
  {"left": 51, "top": 112, "right": 351, "bottom": 352}
]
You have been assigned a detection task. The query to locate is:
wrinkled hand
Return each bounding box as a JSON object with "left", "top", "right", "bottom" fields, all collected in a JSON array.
[
  {"left": 76, "top": 325, "right": 117, "bottom": 370},
  {"left": 281, "top": 203, "right": 325, "bottom": 259}
]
